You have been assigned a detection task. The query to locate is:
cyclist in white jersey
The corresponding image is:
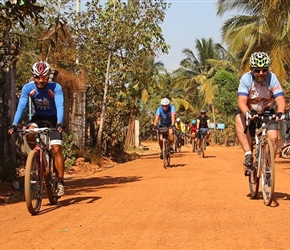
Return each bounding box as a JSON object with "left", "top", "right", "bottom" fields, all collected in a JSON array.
[{"left": 235, "top": 52, "right": 286, "bottom": 172}]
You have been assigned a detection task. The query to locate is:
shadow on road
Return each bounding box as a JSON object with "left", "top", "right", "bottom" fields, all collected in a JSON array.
[
  {"left": 66, "top": 175, "right": 142, "bottom": 195},
  {"left": 246, "top": 191, "right": 290, "bottom": 208}
]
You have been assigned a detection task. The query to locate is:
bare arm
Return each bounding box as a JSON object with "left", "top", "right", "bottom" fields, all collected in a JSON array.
[
  {"left": 275, "top": 95, "right": 286, "bottom": 113},
  {"left": 153, "top": 116, "right": 159, "bottom": 126},
  {"left": 171, "top": 113, "right": 176, "bottom": 126},
  {"left": 238, "top": 95, "right": 250, "bottom": 115}
]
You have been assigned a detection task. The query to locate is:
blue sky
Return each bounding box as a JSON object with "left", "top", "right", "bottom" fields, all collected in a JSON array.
[{"left": 159, "top": 0, "right": 232, "bottom": 72}]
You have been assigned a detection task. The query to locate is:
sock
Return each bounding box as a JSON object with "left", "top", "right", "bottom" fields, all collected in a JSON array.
[{"left": 245, "top": 151, "right": 252, "bottom": 156}]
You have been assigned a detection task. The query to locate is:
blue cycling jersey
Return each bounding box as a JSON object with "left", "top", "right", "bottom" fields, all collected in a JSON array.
[
  {"left": 12, "top": 81, "right": 64, "bottom": 125},
  {"left": 155, "top": 104, "right": 176, "bottom": 126}
]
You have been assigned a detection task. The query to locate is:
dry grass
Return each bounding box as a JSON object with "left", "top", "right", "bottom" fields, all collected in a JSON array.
[{"left": 53, "top": 68, "right": 86, "bottom": 89}]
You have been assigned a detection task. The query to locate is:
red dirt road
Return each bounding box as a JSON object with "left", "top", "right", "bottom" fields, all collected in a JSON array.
[{"left": 1, "top": 143, "right": 290, "bottom": 249}]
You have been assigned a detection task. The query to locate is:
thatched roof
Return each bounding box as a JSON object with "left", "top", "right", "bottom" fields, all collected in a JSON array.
[{"left": 53, "top": 68, "right": 86, "bottom": 90}]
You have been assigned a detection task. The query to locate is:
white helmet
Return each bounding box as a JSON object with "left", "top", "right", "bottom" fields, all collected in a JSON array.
[
  {"left": 160, "top": 98, "right": 170, "bottom": 106},
  {"left": 176, "top": 118, "right": 181, "bottom": 122},
  {"left": 32, "top": 60, "right": 50, "bottom": 76}
]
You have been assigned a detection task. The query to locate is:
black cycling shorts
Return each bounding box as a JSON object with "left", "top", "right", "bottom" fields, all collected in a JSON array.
[{"left": 27, "top": 114, "right": 62, "bottom": 144}]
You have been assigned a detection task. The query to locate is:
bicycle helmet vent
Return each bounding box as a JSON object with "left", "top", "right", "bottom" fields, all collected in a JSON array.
[
  {"left": 32, "top": 60, "right": 51, "bottom": 76},
  {"left": 249, "top": 52, "right": 271, "bottom": 68},
  {"left": 160, "top": 98, "right": 170, "bottom": 106}
]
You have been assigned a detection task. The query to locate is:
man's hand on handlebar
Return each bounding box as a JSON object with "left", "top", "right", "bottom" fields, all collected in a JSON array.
[
  {"left": 275, "top": 112, "right": 285, "bottom": 121},
  {"left": 8, "top": 125, "right": 17, "bottom": 135}
]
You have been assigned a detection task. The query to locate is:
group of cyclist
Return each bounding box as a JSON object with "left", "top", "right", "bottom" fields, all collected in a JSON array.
[
  {"left": 154, "top": 51, "right": 286, "bottom": 175},
  {"left": 6, "top": 51, "right": 287, "bottom": 202},
  {"left": 153, "top": 98, "right": 211, "bottom": 158}
]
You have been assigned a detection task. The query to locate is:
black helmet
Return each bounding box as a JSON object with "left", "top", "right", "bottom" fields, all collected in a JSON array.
[{"left": 200, "top": 110, "right": 207, "bottom": 114}]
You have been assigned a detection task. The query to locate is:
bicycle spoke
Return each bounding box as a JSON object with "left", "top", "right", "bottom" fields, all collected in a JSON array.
[
  {"left": 25, "top": 150, "right": 43, "bottom": 215},
  {"left": 261, "top": 138, "right": 275, "bottom": 206}
]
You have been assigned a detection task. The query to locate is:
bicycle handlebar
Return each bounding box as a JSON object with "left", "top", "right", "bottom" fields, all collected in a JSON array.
[
  {"left": 244, "top": 111, "right": 283, "bottom": 134},
  {"left": 16, "top": 127, "right": 58, "bottom": 135}
]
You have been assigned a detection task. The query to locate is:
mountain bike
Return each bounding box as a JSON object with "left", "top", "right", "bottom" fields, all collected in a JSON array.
[
  {"left": 199, "top": 128, "right": 209, "bottom": 158},
  {"left": 158, "top": 126, "right": 171, "bottom": 169},
  {"left": 16, "top": 127, "right": 59, "bottom": 215},
  {"left": 174, "top": 131, "right": 182, "bottom": 153},
  {"left": 245, "top": 111, "right": 278, "bottom": 206}
]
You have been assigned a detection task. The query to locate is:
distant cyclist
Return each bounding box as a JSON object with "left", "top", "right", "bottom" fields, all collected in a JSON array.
[
  {"left": 190, "top": 119, "right": 197, "bottom": 143},
  {"left": 196, "top": 110, "right": 211, "bottom": 155},
  {"left": 153, "top": 98, "right": 176, "bottom": 159},
  {"left": 175, "top": 118, "right": 185, "bottom": 146}
]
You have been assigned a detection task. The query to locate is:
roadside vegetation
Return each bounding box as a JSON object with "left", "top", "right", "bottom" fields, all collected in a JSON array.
[{"left": 1, "top": 0, "right": 290, "bottom": 181}]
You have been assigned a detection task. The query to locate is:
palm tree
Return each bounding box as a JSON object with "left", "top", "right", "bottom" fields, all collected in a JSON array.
[
  {"left": 217, "top": 0, "right": 290, "bottom": 83},
  {"left": 173, "top": 38, "right": 220, "bottom": 109}
]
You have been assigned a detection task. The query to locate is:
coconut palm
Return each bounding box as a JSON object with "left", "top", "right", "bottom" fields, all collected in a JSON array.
[
  {"left": 217, "top": 0, "right": 290, "bottom": 83},
  {"left": 173, "top": 38, "right": 220, "bottom": 109}
]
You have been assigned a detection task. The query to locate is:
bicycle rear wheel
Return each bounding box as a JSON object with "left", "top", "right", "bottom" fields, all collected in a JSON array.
[
  {"left": 261, "top": 138, "right": 275, "bottom": 206},
  {"left": 45, "top": 152, "right": 58, "bottom": 205},
  {"left": 25, "top": 149, "right": 43, "bottom": 215}
]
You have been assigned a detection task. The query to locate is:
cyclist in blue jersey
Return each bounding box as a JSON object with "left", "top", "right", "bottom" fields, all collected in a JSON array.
[
  {"left": 235, "top": 52, "right": 286, "bottom": 173},
  {"left": 8, "top": 60, "right": 65, "bottom": 197},
  {"left": 153, "top": 98, "right": 176, "bottom": 159}
]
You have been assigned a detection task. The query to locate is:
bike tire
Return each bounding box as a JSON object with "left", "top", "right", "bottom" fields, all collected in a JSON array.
[
  {"left": 248, "top": 160, "right": 259, "bottom": 199},
  {"left": 45, "top": 153, "right": 58, "bottom": 205},
  {"left": 24, "top": 149, "right": 43, "bottom": 215},
  {"left": 261, "top": 137, "right": 275, "bottom": 206},
  {"left": 166, "top": 144, "right": 170, "bottom": 167},
  {"left": 177, "top": 142, "right": 181, "bottom": 153},
  {"left": 202, "top": 138, "right": 206, "bottom": 158},
  {"left": 192, "top": 140, "right": 196, "bottom": 153},
  {"left": 163, "top": 140, "right": 168, "bottom": 169},
  {"left": 281, "top": 146, "right": 290, "bottom": 159}
]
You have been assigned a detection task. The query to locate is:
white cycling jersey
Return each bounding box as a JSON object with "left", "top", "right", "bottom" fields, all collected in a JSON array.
[{"left": 238, "top": 71, "right": 284, "bottom": 114}]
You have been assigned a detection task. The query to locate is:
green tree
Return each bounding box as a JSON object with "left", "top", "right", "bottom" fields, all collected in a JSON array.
[
  {"left": 217, "top": 0, "right": 290, "bottom": 83},
  {"left": 0, "top": 0, "right": 44, "bottom": 34},
  {"left": 77, "top": 0, "right": 170, "bottom": 152},
  {"left": 173, "top": 38, "right": 220, "bottom": 112}
]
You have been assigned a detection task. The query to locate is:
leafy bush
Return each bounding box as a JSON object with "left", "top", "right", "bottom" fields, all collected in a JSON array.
[{"left": 62, "top": 132, "right": 76, "bottom": 170}]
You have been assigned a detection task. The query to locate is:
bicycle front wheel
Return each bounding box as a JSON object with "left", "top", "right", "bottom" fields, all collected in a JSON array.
[
  {"left": 25, "top": 149, "right": 43, "bottom": 215},
  {"left": 45, "top": 152, "right": 58, "bottom": 205},
  {"left": 281, "top": 146, "right": 290, "bottom": 159},
  {"left": 201, "top": 138, "right": 206, "bottom": 158},
  {"left": 192, "top": 139, "right": 196, "bottom": 153},
  {"left": 261, "top": 138, "right": 275, "bottom": 206},
  {"left": 249, "top": 162, "right": 259, "bottom": 199}
]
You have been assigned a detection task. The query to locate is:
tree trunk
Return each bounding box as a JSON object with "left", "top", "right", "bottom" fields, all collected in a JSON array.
[
  {"left": 96, "top": 50, "right": 112, "bottom": 153},
  {"left": 125, "top": 108, "right": 137, "bottom": 147}
]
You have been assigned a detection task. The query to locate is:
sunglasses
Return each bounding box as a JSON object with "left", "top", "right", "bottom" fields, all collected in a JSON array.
[
  {"left": 253, "top": 69, "right": 268, "bottom": 73},
  {"left": 34, "top": 75, "right": 48, "bottom": 81}
]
